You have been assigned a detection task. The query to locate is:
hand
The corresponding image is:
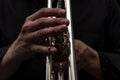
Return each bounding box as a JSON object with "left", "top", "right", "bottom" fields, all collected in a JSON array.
[
  {"left": 74, "top": 39, "right": 99, "bottom": 70},
  {"left": 0, "top": 8, "right": 69, "bottom": 80},
  {"left": 5, "top": 8, "right": 69, "bottom": 62},
  {"left": 74, "top": 39, "right": 103, "bottom": 80}
]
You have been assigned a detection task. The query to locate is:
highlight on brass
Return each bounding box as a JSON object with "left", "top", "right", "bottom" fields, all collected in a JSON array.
[{"left": 46, "top": 0, "right": 78, "bottom": 80}]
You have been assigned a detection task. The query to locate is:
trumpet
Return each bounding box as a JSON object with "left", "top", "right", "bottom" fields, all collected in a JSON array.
[{"left": 46, "top": 0, "right": 78, "bottom": 80}]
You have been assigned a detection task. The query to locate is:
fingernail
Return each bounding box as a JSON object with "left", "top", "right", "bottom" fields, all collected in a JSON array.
[
  {"left": 59, "top": 9, "right": 66, "bottom": 14},
  {"left": 60, "top": 24, "right": 67, "bottom": 28},
  {"left": 61, "top": 19, "right": 69, "bottom": 23}
]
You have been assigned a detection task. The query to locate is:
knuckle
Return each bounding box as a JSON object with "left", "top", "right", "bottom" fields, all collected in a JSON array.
[
  {"left": 25, "top": 16, "right": 32, "bottom": 21},
  {"left": 22, "top": 21, "right": 32, "bottom": 32},
  {"left": 39, "top": 8, "right": 47, "bottom": 14}
]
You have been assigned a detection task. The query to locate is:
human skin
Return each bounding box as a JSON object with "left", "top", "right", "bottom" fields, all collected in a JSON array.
[{"left": 0, "top": 8, "right": 103, "bottom": 80}]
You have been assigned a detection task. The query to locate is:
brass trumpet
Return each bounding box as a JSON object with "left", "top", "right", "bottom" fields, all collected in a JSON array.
[{"left": 46, "top": 0, "right": 78, "bottom": 80}]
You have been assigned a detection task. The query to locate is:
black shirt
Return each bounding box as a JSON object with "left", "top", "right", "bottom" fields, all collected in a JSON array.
[{"left": 0, "top": 0, "right": 120, "bottom": 80}]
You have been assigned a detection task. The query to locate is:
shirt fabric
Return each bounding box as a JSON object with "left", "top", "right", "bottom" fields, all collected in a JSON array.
[{"left": 0, "top": 0, "right": 120, "bottom": 80}]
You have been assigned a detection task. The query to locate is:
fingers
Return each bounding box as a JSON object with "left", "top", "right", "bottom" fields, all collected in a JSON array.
[
  {"left": 22, "top": 24, "right": 67, "bottom": 43},
  {"left": 26, "top": 8, "right": 66, "bottom": 21},
  {"left": 29, "top": 44, "right": 57, "bottom": 55},
  {"left": 16, "top": 8, "right": 69, "bottom": 61},
  {"left": 22, "top": 18, "right": 69, "bottom": 32}
]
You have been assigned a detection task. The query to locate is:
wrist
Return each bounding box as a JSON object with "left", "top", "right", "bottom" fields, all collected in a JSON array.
[
  {"left": 1, "top": 45, "right": 23, "bottom": 66},
  {"left": 0, "top": 47, "right": 23, "bottom": 80},
  {"left": 83, "top": 47, "right": 103, "bottom": 80}
]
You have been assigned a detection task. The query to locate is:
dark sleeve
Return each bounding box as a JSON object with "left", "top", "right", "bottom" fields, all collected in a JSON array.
[
  {"left": 0, "top": 26, "right": 10, "bottom": 60},
  {"left": 99, "top": 53, "right": 120, "bottom": 80},
  {"left": 100, "top": 0, "right": 120, "bottom": 79},
  {"left": 0, "top": 0, "right": 9, "bottom": 60},
  {"left": 0, "top": 46, "right": 9, "bottom": 60}
]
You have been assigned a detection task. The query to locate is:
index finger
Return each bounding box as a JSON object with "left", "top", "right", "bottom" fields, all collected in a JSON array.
[{"left": 26, "top": 8, "right": 66, "bottom": 21}]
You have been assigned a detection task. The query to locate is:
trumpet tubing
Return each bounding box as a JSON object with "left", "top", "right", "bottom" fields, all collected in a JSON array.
[{"left": 46, "top": 0, "right": 78, "bottom": 80}]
